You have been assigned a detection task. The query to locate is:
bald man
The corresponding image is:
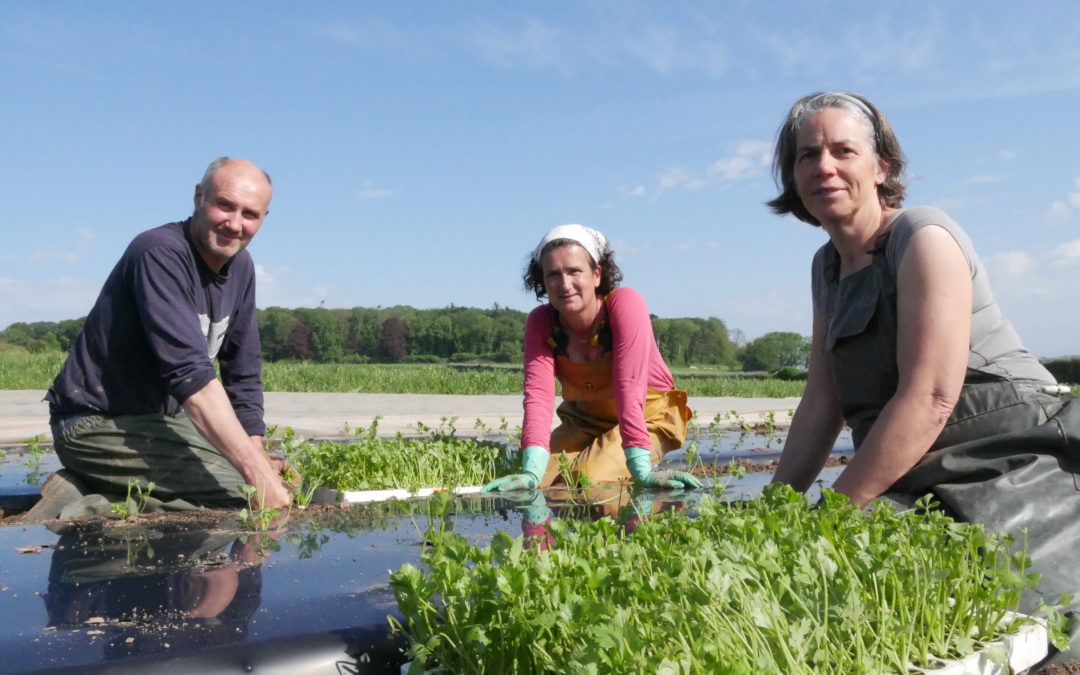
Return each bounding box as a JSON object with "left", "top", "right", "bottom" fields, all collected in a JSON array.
[{"left": 28, "top": 158, "right": 296, "bottom": 521}]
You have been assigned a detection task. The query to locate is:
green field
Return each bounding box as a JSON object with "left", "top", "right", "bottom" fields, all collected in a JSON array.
[
  {"left": 7, "top": 350, "right": 1080, "bottom": 397},
  {"left": 0, "top": 352, "right": 810, "bottom": 397},
  {"left": 8, "top": 350, "right": 1080, "bottom": 398},
  {"left": 0, "top": 350, "right": 66, "bottom": 390}
]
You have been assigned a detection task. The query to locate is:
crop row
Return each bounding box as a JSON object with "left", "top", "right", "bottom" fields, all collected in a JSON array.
[
  {"left": 0, "top": 351, "right": 810, "bottom": 397},
  {"left": 391, "top": 486, "right": 1064, "bottom": 674}
]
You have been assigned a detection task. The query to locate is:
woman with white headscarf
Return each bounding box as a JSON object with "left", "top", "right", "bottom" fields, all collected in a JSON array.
[{"left": 482, "top": 224, "right": 701, "bottom": 493}]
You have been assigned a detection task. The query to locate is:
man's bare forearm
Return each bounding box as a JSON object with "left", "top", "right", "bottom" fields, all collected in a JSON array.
[{"left": 182, "top": 379, "right": 291, "bottom": 508}]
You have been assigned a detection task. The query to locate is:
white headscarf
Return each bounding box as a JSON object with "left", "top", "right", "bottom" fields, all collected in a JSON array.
[{"left": 531, "top": 224, "right": 608, "bottom": 264}]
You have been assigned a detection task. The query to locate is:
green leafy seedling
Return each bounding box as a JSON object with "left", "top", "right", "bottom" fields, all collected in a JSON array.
[
  {"left": 24, "top": 435, "right": 46, "bottom": 467},
  {"left": 762, "top": 410, "right": 777, "bottom": 436},
  {"left": 110, "top": 477, "right": 156, "bottom": 520},
  {"left": 237, "top": 484, "right": 286, "bottom": 531},
  {"left": 556, "top": 450, "right": 592, "bottom": 491},
  {"left": 726, "top": 458, "right": 747, "bottom": 480}
]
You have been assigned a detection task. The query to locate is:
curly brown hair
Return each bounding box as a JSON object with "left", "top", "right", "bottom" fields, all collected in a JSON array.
[
  {"left": 767, "top": 91, "right": 906, "bottom": 226},
  {"left": 523, "top": 239, "right": 623, "bottom": 301}
]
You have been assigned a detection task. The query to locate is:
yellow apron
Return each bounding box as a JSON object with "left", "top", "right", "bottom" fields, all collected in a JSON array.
[{"left": 539, "top": 351, "right": 692, "bottom": 487}]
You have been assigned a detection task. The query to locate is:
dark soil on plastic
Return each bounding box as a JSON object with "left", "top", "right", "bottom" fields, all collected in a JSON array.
[{"left": 1038, "top": 662, "right": 1080, "bottom": 674}]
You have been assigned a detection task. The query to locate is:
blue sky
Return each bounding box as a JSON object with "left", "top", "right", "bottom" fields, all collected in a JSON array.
[{"left": 2, "top": 1, "right": 1079, "bottom": 357}]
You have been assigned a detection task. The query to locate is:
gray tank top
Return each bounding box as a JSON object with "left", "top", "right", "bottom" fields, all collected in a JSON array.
[{"left": 811, "top": 205, "right": 1054, "bottom": 384}]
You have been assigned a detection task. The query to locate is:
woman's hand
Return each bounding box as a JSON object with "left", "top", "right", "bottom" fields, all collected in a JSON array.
[
  {"left": 624, "top": 447, "right": 703, "bottom": 490},
  {"left": 481, "top": 446, "right": 550, "bottom": 492}
]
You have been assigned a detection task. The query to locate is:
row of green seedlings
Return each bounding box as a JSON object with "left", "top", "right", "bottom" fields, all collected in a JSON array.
[
  {"left": 12, "top": 418, "right": 513, "bottom": 528},
  {"left": 278, "top": 416, "right": 517, "bottom": 496},
  {"left": 687, "top": 409, "right": 794, "bottom": 439},
  {"left": 28, "top": 410, "right": 754, "bottom": 526},
  {"left": 223, "top": 417, "right": 522, "bottom": 531},
  {"left": 391, "top": 485, "right": 1071, "bottom": 675},
  {"left": 19, "top": 409, "right": 776, "bottom": 526},
  {"left": 104, "top": 477, "right": 281, "bottom": 533},
  {"left": 30, "top": 412, "right": 735, "bottom": 525}
]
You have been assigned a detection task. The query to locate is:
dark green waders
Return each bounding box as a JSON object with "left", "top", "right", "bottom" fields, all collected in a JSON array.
[
  {"left": 50, "top": 411, "right": 249, "bottom": 517},
  {"left": 826, "top": 242, "right": 1080, "bottom": 666}
]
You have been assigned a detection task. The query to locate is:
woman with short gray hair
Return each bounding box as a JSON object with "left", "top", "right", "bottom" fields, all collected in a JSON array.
[{"left": 767, "top": 91, "right": 1079, "bottom": 665}]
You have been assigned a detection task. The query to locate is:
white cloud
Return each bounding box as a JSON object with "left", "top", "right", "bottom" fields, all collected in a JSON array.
[
  {"left": 1067, "top": 178, "right": 1080, "bottom": 209},
  {"left": 356, "top": 181, "right": 395, "bottom": 200},
  {"left": 254, "top": 264, "right": 273, "bottom": 285},
  {"left": 985, "top": 250, "right": 1035, "bottom": 278},
  {"left": 657, "top": 166, "right": 697, "bottom": 192},
  {"left": 76, "top": 227, "right": 98, "bottom": 252},
  {"left": 675, "top": 239, "right": 719, "bottom": 252},
  {"left": 467, "top": 18, "right": 729, "bottom": 76},
  {"left": 756, "top": 12, "right": 943, "bottom": 79},
  {"left": 1043, "top": 178, "right": 1080, "bottom": 225},
  {"left": 706, "top": 155, "right": 757, "bottom": 182},
  {"left": 998, "top": 149, "right": 1017, "bottom": 161},
  {"left": 0, "top": 276, "right": 100, "bottom": 328},
  {"left": 10, "top": 227, "right": 100, "bottom": 267},
  {"left": 653, "top": 140, "right": 770, "bottom": 196},
  {"left": 983, "top": 243, "right": 1080, "bottom": 357},
  {"left": 312, "top": 20, "right": 406, "bottom": 49},
  {"left": 930, "top": 197, "right": 968, "bottom": 212},
  {"left": 1049, "top": 239, "right": 1080, "bottom": 267},
  {"left": 618, "top": 25, "right": 728, "bottom": 77},
  {"left": 252, "top": 266, "right": 345, "bottom": 310},
  {"left": 1046, "top": 200, "right": 1072, "bottom": 226},
  {"left": 470, "top": 19, "right": 564, "bottom": 71},
  {"left": 27, "top": 250, "right": 80, "bottom": 265}
]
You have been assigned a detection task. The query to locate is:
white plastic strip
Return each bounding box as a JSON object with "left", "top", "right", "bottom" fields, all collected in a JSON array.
[
  {"left": 906, "top": 612, "right": 1048, "bottom": 674},
  {"left": 339, "top": 485, "right": 483, "bottom": 504},
  {"left": 399, "top": 612, "right": 1048, "bottom": 675}
]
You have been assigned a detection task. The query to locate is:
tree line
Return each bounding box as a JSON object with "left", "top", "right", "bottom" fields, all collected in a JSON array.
[{"left": 0, "top": 306, "right": 815, "bottom": 372}]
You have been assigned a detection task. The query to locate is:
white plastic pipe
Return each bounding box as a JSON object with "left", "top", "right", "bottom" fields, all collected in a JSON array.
[{"left": 339, "top": 485, "right": 484, "bottom": 504}]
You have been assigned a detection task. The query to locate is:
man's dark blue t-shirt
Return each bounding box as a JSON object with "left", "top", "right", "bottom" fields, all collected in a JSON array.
[{"left": 46, "top": 219, "right": 265, "bottom": 436}]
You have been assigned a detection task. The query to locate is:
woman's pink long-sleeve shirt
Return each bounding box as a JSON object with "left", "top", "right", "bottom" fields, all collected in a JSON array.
[{"left": 521, "top": 286, "right": 675, "bottom": 450}]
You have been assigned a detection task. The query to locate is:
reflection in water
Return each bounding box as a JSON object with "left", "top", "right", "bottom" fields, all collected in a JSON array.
[
  {"left": 0, "top": 461, "right": 845, "bottom": 674},
  {"left": 504, "top": 484, "right": 703, "bottom": 551},
  {"left": 43, "top": 519, "right": 269, "bottom": 659}
]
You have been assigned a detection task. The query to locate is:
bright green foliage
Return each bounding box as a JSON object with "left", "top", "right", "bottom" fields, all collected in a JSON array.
[
  {"left": 262, "top": 363, "right": 525, "bottom": 394},
  {"left": 0, "top": 350, "right": 809, "bottom": 396},
  {"left": 555, "top": 451, "right": 591, "bottom": 490},
  {"left": 1042, "top": 356, "right": 1080, "bottom": 386},
  {"left": 285, "top": 419, "right": 516, "bottom": 492},
  {"left": 391, "top": 486, "right": 1052, "bottom": 674},
  {"left": 24, "top": 435, "right": 47, "bottom": 467},
  {"left": 236, "top": 484, "right": 286, "bottom": 531},
  {"left": 0, "top": 351, "right": 67, "bottom": 389},
  {"left": 740, "top": 331, "right": 811, "bottom": 372},
  {"left": 110, "top": 477, "right": 156, "bottom": 520}
]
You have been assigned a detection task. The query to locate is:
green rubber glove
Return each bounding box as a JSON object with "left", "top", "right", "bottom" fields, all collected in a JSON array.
[
  {"left": 482, "top": 446, "right": 550, "bottom": 492},
  {"left": 624, "top": 446, "right": 704, "bottom": 490}
]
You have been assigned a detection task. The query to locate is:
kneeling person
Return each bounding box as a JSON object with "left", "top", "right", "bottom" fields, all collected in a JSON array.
[
  {"left": 30, "top": 157, "right": 295, "bottom": 521},
  {"left": 484, "top": 224, "right": 701, "bottom": 493}
]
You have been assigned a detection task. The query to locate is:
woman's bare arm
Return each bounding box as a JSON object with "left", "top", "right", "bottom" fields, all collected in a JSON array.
[
  {"left": 830, "top": 225, "right": 971, "bottom": 506},
  {"left": 772, "top": 306, "right": 845, "bottom": 492}
]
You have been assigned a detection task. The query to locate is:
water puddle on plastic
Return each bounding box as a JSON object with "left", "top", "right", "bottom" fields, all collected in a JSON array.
[{"left": 0, "top": 435, "right": 847, "bottom": 673}]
